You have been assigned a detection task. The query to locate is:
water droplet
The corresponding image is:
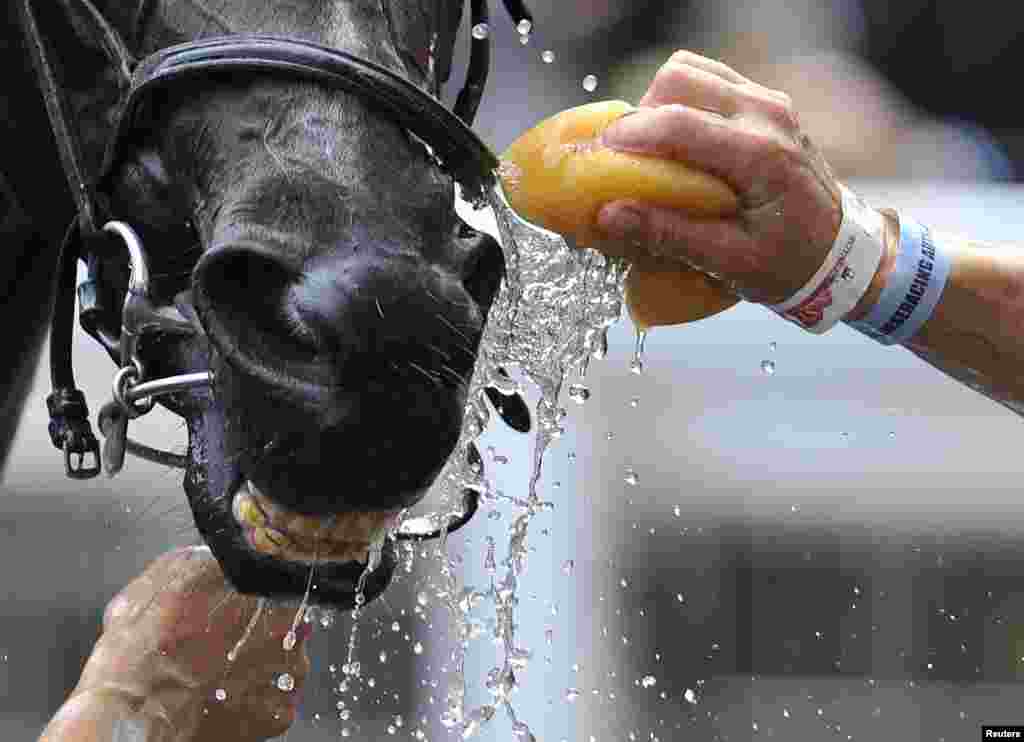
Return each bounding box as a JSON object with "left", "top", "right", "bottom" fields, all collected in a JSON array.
[
  {"left": 582, "top": 74, "right": 599, "bottom": 92},
  {"left": 391, "top": 621, "right": 400, "bottom": 632},
  {"left": 562, "top": 559, "right": 575, "bottom": 575},
  {"left": 276, "top": 672, "right": 295, "bottom": 692},
  {"left": 791, "top": 503, "right": 800, "bottom": 513},
  {"left": 769, "top": 341, "right": 777, "bottom": 352},
  {"left": 214, "top": 688, "right": 227, "bottom": 702},
  {"left": 517, "top": 19, "right": 533, "bottom": 35},
  {"left": 624, "top": 469, "right": 639, "bottom": 486},
  {"left": 620, "top": 578, "right": 629, "bottom": 588},
  {"left": 379, "top": 650, "right": 388, "bottom": 663},
  {"left": 673, "top": 505, "right": 681, "bottom": 517},
  {"left": 413, "top": 641, "right": 424, "bottom": 655},
  {"left": 629, "top": 358, "right": 644, "bottom": 375},
  {"left": 471, "top": 23, "right": 489, "bottom": 40},
  {"left": 683, "top": 688, "right": 698, "bottom": 704},
  {"left": 641, "top": 675, "right": 656, "bottom": 688},
  {"left": 676, "top": 593, "right": 685, "bottom": 603},
  {"left": 541, "top": 50, "right": 555, "bottom": 64},
  {"left": 888, "top": 430, "right": 896, "bottom": 439},
  {"left": 629, "top": 396, "right": 640, "bottom": 408},
  {"left": 783, "top": 708, "right": 790, "bottom": 718},
  {"left": 519, "top": 33, "right": 530, "bottom": 46},
  {"left": 568, "top": 383, "right": 590, "bottom": 404},
  {"left": 565, "top": 688, "right": 580, "bottom": 702},
  {"left": 760, "top": 359, "right": 775, "bottom": 376}
]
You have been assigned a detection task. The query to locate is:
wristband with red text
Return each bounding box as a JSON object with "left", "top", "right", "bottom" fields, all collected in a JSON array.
[{"left": 768, "top": 186, "right": 885, "bottom": 334}]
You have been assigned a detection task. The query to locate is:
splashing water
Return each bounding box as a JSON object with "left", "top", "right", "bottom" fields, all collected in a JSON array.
[
  {"left": 393, "top": 178, "right": 627, "bottom": 738},
  {"left": 283, "top": 543, "right": 319, "bottom": 651},
  {"left": 227, "top": 597, "right": 266, "bottom": 663}
]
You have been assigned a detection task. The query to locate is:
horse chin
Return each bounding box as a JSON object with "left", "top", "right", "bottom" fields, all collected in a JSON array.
[{"left": 181, "top": 446, "right": 400, "bottom": 610}]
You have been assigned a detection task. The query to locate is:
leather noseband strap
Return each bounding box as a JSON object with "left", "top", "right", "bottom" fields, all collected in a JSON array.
[{"left": 99, "top": 34, "right": 499, "bottom": 205}]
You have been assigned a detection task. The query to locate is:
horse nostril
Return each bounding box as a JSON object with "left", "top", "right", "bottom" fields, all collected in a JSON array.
[
  {"left": 459, "top": 228, "right": 505, "bottom": 309},
  {"left": 193, "top": 243, "right": 320, "bottom": 370}
]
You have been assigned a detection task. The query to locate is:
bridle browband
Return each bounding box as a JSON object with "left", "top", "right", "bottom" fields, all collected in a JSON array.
[{"left": 19, "top": 0, "right": 532, "bottom": 541}]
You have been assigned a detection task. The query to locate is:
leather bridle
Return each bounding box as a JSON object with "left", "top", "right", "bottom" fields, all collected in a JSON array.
[{"left": 18, "top": 0, "right": 532, "bottom": 540}]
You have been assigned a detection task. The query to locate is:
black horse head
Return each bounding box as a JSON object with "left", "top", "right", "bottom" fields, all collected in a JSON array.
[{"left": 8, "top": 0, "right": 531, "bottom": 609}]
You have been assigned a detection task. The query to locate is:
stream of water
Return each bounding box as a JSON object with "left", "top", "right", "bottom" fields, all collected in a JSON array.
[{"left": 385, "top": 183, "right": 631, "bottom": 740}]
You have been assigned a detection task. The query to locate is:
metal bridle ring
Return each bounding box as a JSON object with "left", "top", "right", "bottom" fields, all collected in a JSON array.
[{"left": 113, "top": 365, "right": 155, "bottom": 417}]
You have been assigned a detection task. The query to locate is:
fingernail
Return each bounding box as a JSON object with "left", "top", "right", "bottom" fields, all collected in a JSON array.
[{"left": 601, "top": 109, "right": 646, "bottom": 149}]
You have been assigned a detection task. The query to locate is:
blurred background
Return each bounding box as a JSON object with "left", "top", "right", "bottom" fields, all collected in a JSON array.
[{"left": 5, "top": 0, "right": 1024, "bottom": 740}]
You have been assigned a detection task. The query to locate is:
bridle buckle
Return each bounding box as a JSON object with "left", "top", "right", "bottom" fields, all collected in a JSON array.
[{"left": 62, "top": 438, "right": 101, "bottom": 479}]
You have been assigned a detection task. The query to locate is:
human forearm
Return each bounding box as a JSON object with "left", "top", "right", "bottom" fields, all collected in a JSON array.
[
  {"left": 39, "top": 687, "right": 177, "bottom": 742},
  {"left": 850, "top": 209, "right": 1024, "bottom": 411},
  {"left": 908, "top": 233, "right": 1024, "bottom": 409}
]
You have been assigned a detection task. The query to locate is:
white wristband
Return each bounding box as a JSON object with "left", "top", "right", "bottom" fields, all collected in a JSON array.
[{"left": 769, "top": 186, "right": 886, "bottom": 334}]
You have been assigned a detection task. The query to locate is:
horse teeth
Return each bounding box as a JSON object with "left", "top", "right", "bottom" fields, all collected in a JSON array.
[
  {"left": 237, "top": 480, "right": 399, "bottom": 564},
  {"left": 232, "top": 492, "right": 267, "bottom": 528},
  {"left": 251, "top": 526, "right": 288, "bottom": 555}
]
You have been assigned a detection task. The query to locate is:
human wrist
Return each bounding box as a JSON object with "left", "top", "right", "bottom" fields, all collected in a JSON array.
[
  {"left": 767, "top": 185, "right": 886, "bottom": 333},
  {"left": 73, "top": 634, "right": 204, "bottom": 739},
  {"left": 845, "top": 209, "right": 952, "bottom": 345},
  {"left": 40, "top": 686, "right": 179, "bottom": 742},
  {"left": 845, "top": 207, "right": 899, "bottom": 321}
]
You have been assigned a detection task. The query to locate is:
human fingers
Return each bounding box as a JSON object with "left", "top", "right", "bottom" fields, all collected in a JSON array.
[
  {"left": 196, "top": 684, "right": 301, "bottom": 742},
  {"left": 597, "top": 199, "right": 752, "bottom": 283},
  {"left": 195, "top": 616, "right": 312, "bottom": 740},
  {"left": 640, "top": 55, "right": 796, "bottom": 125},
  {"left": 644, "top": 50, "right": 795, "bottom": 109},
  {"left": 655, "top": 49, "right": 752, "bottom": 86},
  {"left": 601, "top": 103, "right": 793, "bottom": 199},
  {"left": 638, "top": 58, "right": 744, "bottom": 117}
]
